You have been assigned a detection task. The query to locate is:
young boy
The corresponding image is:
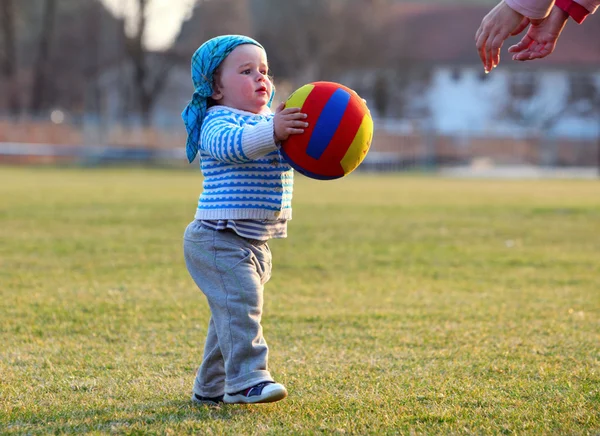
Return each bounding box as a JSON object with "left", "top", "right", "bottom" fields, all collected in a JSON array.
[{"left": 181, "top": 35, "right": 308, "bottom": 405}]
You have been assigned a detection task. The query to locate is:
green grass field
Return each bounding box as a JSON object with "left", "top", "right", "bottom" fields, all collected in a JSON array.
[{"left": 1, "top": 167, "right": 599, "bottom": 435}]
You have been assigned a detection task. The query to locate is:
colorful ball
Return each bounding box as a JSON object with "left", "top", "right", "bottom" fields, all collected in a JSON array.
[{"left": 281, "top": 81, "right": 373, "bottom": 180}]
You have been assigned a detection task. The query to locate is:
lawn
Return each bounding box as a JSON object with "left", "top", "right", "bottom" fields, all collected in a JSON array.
[{"left": 1, "top": 167, "right": 599, "bottom": 435}]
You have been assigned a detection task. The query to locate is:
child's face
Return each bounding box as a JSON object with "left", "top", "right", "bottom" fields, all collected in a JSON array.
[{"left": 211, "top": 44, "right": 273, "bottom": 114}]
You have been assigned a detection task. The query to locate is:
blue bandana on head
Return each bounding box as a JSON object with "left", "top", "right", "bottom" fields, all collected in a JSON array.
[{"left": 181, "top": 35, "right": 275, "bottom": 163}]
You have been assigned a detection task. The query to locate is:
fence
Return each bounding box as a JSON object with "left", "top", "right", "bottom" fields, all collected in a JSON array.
[{"left": 1, "top": 119, "right": 598, "bottom": 177}]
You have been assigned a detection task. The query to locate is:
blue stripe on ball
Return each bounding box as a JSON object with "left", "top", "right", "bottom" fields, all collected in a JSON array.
[{"left": 306, "top": 88, "right": 351, "bottom": 160}]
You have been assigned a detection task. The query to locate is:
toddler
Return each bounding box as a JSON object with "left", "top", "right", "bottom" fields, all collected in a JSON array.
[{"left": 181, "top": 35, "right": 307, "bottom": 405}]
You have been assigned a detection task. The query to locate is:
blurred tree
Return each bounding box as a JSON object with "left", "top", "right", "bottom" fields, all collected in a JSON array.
[
  {"left": 373, "top": 72, "right": 389, "bottom": 118},
  {"left": 125, "top": 0, "right": 186, "bottom": 125},
  {"left": 3, "top": 0, "right": 151, "bottom": 121},
  {"left": 54, "top": 0, "right": 128, "bottom": 116},
  {"left": 30, "top": 0, "right": 56, "bottom": 116},
  {"left": 249, "top": 0, "right": 386, "bottom": 86},
  {"left": 24, "top": 0, "right": 118, "bottom": 117},
  {"left": 175, "top": 0, "right": 252, "bottom": 54},
  {"left": 0, "top": 0, "right": 21, "bottom": 115}
]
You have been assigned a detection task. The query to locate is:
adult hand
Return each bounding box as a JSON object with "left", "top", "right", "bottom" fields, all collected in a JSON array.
[
  {"left": 475, "top": 1, "right": 530, "bottom": 72},
  {"left": 508, "top": 7, "right": 569, "bottom": 61},
  {"left": 273, "top": 102, "right": 308, "bottom": 142}
]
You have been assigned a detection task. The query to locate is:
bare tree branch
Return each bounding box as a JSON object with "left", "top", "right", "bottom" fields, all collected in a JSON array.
[
  {"left": 124, "top": 0, "right": 181, "bottom": 125},
  {"left": 30, "top": 0, "right": 57, "bottom": 115},
  {"left": 1, "top": 0, "right": 21, "bottom": 115}
]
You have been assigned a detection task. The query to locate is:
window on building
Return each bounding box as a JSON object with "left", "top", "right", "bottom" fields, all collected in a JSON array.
[
  {"left": 568, "top": 73, "right": 597, "bottom": 103},
  {"left": 451, "top": 68, "right": 461, "bottom": 81},
  {"left": 509, "top": 72, "right": 536, "bottom": 99}
]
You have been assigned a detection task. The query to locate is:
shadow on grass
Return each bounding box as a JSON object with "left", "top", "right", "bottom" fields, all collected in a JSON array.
[{"left": 6, "top": 399, "right": 259, "bottom": 434}]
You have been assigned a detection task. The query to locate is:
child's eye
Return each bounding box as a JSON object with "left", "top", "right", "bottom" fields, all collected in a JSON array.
[{"left": 242, "top": 69, "right": 251, "bottom": 75}]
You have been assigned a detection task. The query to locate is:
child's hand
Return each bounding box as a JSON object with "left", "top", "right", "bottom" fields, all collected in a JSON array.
[{"left": 273, "top": 102, "right": 308, "bottom": 142}]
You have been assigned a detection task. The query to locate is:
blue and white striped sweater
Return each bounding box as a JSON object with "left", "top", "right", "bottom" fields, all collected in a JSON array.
[{"left": 195, "top": 106, "right": 294, "bottom": 221}]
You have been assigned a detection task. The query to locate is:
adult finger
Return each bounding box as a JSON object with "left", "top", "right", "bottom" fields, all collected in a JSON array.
[
  {"left": 490, "top": 33, "right": 506, "bottom": 69},
  {"left": 512, "top": 41, "right": 539, "bottom": 60},
  {"left": 512, "top": 51, "right": 526, "bottom": 60},
  {"left": 485, "top": 30, "right": 506, "bottom": 71},
  {"left": 475, "top": 28, "right": 489, "bottom": 70},
  {"left": 475, "top": 23, "right": 483, "bottom": 42},
  {"left": 508, "top": 35, "right": 533, "bottom": 53},
  {"left": 512, "top": 50, "right": 532, "bottom": 61},
  {"left": 513, "top": 42, "right": 547, "bottom": 61},
  {"left": 482, "top": 28, "right": 499, "bottom": 71}
]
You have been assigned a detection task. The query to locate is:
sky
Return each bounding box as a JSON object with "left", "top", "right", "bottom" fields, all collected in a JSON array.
[{"left": 100, "top": 0, "right": 196, "bottom": 50}]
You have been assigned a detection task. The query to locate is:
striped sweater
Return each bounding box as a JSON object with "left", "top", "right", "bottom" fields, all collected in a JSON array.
[{"left": 194, "top": 106, "right": 294, "bottom": 221}]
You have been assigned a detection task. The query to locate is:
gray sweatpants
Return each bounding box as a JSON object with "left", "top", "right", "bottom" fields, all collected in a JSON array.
[{"left": 183, "top": 220, "right": 274, "bottom": 397}]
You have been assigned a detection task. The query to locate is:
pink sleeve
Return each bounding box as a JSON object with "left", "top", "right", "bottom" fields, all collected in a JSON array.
[
  {"left": 574, "top": 0, "right": 600, "bottom": 13},
  {"left": 504, "top": 0, "right": 555, "bottom": 18}
]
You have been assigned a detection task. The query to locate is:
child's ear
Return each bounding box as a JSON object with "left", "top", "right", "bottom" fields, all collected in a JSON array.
[{"left": 211, "top": 86, "right": 223, "bottom": 101}]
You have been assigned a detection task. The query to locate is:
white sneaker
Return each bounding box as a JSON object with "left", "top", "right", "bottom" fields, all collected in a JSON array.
[{"left": 224, "top": 381, "right": 287, "bottom": 404}]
